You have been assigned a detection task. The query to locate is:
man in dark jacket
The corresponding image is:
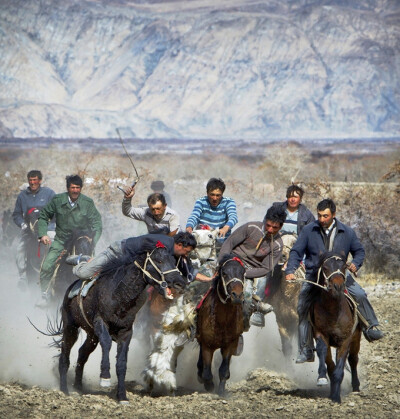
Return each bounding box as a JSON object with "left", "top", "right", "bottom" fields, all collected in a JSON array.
[
  {"left": 273, "top": 184, "right": 314, "bottom": 235},
  {"left": 38, "top": 175, "right": 102, "bottom": 301},
  {"left": 12, "top": 170, "right": 55, "bottom": 290},
  {"left": 286, "top": 199, "right": 384, "bottom": 363}
]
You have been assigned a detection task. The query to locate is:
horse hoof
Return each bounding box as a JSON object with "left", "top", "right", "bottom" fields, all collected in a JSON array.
[
  {"left": 317, "top": 377, "right": 329, "bottom": 386},
  {"left": 119, "top": 400, "right": 130, "bottom": 405},
  {"left": 100, "top": 378, "right": 111, "bottom": 388}
]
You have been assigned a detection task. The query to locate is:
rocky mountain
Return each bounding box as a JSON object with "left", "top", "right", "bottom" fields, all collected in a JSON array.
[{"left": 0, "top": 0, "right": 399, "bottom": 140}]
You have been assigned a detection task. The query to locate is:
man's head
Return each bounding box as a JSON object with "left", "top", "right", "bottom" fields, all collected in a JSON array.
[
  {"left": 206, "top": 178, "right": 226, "bottom": 207},
  {"left": 264, "top": 205, "right": 286, "bottom": 237},
  {"left": 27, "top": 170, "right": 43, "bottom": 193},
  {"left": 151, "top": 180, "right": 165, "bottom": 192},
  {"left": 173, "top": 232, "right": 197, "bottom": 257},
  {"left": 286, "top": 184, "right": 304, "bottom": 212},
  {"left": 66, "top": 175, "right": 83, "bottom": 202},
  {"left": 317, "top": 199, "right": 336, "bottom": 229},
  {"left": 147, "top": 193, "right": 167, "bottom": 221}
]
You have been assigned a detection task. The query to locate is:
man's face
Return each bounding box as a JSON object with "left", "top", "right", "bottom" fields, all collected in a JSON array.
[
  {"left": 149, "top": 200, "right": 167, "bottom": 220},
  {"left": 28, "top": 176, "right": 41, "bottom": 193},
  {"left": 67, "top": 183, "right": 82, "bottom": 202},
  {"left": 173, "top": 243, "right": 194, "bottom": 257},
  {"left": 318, "top": 208, "right": 335, "bottom": 229},
  {"left": 287, "top": 192, "right": 301, "bottom": 211},
  {"left": 265, "top": 220, "right": 282, "bottom": 237},
  {"left": 207, "top": 188, "right": 223, "bottom": 207}
]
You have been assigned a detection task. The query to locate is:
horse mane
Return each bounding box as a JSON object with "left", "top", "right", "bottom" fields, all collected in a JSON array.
[{"left": 318, "top": 251, "right": 346, "bottom": 266}]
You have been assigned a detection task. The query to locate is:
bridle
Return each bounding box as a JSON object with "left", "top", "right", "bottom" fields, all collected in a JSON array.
[
  {"left": 217, "top": 257, "right": 245, "bottom": 304},
  {"left": 134, "top": 249, "right": 181, "bottom": 299},
  {"left": 317, "top": 255, "right": 346, "bottom": 288}
]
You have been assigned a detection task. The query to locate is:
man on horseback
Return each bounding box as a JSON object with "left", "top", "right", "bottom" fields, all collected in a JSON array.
[
  {"left": 122, "top": 184, "right": 180, "bottom": 236},
  {"left": 186, "top": 178, "right": 238, "bottom": 247},
  {"left": 68, "top": 232, "right": 212, "bottom": 284},
  {"left": 37, "top": 175, "right": 102, "bottom": 305},
  {"left": 12, "top": 170, "right": 55, "bottom": 291},
  {"left": 286, "top": 198, "right": 384, "bottom": 364},
  {"left": 273, "top": 184, "right": 315, "bottom": 235},
  {"left": 219, "top": 205, "right": 286, "bottom": 328}
]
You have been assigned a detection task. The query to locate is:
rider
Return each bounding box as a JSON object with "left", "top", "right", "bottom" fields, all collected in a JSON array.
[
  {"left": 37, "top": 175, "right": 102, "bottom": 304},
  {"left": 218, "top": 205, "right": 286, "bottom": 328},
  {"left": 285, "top": 198, "right": 385, "bottom": 364},
  {"left": 186, "top": 177, "right": 238, "bottom": 247},
  {"left": 122, "top": 184, "right": 180, "bottom": 236},
  {"left": 67, "top": 231, "right": 212, "bottom": 284},
  {"left": 12, "top": 170, "right": 55, "bottom": 291},
  {"left": 273, "top": 184, "right": 315, "bottom": 235}
]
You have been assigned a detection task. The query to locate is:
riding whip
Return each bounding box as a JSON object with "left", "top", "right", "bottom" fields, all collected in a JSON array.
[{"left": 116, "top": 128, "right": 140, "bottom": 193}]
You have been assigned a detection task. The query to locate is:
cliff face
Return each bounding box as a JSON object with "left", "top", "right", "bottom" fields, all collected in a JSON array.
[{"left": 0, "top": 0, "right": 399, "bottom": 140}]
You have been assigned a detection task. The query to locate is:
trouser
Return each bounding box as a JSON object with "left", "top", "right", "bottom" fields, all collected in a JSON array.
[
  {"left": 39, "top": 238, "right": 67, "bottom": 293},
  {"left": 15, "top": 231, "right": 28, "bottom": 281},
  {"left": 73, "top": 240, "right": 123, "bottom": 279},
  {"left": 297, "top": 274, "right": 379, "bottom": 352}
]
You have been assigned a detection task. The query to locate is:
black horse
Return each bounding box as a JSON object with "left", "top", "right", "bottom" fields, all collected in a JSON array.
[{"left": 53, "top": 244, "right": 186, "bottom": 403}]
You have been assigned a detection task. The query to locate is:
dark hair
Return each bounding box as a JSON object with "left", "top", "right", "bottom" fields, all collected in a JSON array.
[
  {"left": 317, "top": 199, "right": 336, "bottom": 214},
  {"left": 206, "top": 178, "right": 226, "bottom": 193},
  {"left": 151, "top": 180, "right": 165, "bottom": 191},
  {"left": 147, "top": 193, "right": 167, "bottom": 206},
  {"left": 265, "top": 205, "right": 287, "bottom": 225},
  {"left": 174, "top": 232, "right": 197, "bottom": 249},
  {"left": 27, "top": 170, "right": 42, "bottom": 180},
  {"left": 66, "top": 175, "right": 83, "bottom": 188},
  {"left": 286, "top": 184, "right": 304, "bottom": 199}
]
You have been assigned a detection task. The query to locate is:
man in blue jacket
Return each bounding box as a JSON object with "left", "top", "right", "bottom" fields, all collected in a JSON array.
[{"left": 286, "top": 199, "right": 384, "bottom": 363}]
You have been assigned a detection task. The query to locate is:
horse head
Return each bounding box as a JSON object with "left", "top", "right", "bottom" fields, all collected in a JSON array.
[
  {"left": 66, "top": 229, "right": 95, "bottom": 257},
  {"left": 136, "top": 244, "right": 186, "bottom": 299},
  {"left": 216, "top": 254, "right": 245, "bottom": 305},
  {"left": 24, "top": 207, "right": 41, "bottom": 238},
  {"left": 318, "top": 252, "right": 347, "bottom": 298}
]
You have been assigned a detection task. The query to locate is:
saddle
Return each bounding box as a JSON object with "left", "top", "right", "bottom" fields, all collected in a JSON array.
[{"left": 68, "top": 277, "right": 97, "bottom": 299}]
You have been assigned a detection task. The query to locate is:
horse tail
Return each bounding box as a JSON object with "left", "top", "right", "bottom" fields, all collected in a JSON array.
[{"left": 28, "top": 310, "right": 64, "bottom": 350}]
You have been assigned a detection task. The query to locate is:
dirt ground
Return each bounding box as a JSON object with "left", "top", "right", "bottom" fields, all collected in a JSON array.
[{"left": 0, "top": 279, "right": 399, "bottom": 419}]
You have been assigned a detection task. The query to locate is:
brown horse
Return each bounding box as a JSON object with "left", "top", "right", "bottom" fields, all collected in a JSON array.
[
  {"left": 196, "top": 254, "right": 245, "bottom": 396},
  {"left": 311, "top": 251, "right": 362, "bottom": 403}
]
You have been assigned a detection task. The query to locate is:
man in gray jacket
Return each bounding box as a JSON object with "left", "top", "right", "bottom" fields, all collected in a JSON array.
[
  {"left": 12, "top": 170, "right": 55, "bottom": 290},
  {"left": 219, "top": 205, "right": 286, "bottom": 327}
]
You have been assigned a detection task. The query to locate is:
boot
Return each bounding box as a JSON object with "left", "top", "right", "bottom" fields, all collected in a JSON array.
[
  {"left": 363, "top": 326, "right": 385, "bottom": 342},
  {"left": 66, "top": 254, "right": 91, "bottom": 266},
  {"left": 35, "top": 291, "right": 50, "bottom": 309},
  {"left": 251, "top": 295, "right": 273, "bottom": 315},
  {"left": 250, "top": 311, "right": 265, "bottom": 327},
  {"left": 296, "top": 319, "right": 315, "bottom": 363}
]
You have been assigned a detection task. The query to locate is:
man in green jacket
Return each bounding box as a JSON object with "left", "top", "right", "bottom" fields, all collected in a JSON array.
[{"left": 37, "top": 175, "right": 102, "bottom": 302}]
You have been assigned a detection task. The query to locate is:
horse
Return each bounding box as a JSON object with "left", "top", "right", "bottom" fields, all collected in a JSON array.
[
  {"left": 264, "top": 233, "right": 302, "bottom": 357},
  {"left": 24, "top": 208, "right": 47, "bottom": 288},
  {"left": 196, "top": 254, "right": 245, "bottom": 396},
  {"left": 49, "top": 244, "right": 186, "bottom": 404},
  {"left": 49, "top": 229, "right": 95, "bottom": 302},
  {"left": 310, "top": 251, "right": 362, "bottom": 403}
]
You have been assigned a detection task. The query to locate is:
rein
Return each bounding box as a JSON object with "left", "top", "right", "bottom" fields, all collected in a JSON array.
[
  {"left": 134, "top": 249, "right": 181, "bottom": 299},
  {"left": 217, "top": 258, "right": 245, "bottom": 304}
]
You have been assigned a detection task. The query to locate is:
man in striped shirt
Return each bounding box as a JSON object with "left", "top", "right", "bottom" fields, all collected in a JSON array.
[{"left": 186, "top": 178, "right": 238, "bottom": 244}]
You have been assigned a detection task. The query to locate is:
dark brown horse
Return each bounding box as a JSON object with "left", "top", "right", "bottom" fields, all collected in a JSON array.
[
  {"left": 311, "top": 251, "right": 361, "bottom": 403},
  {"left": 47, "top": 245, "right": 186, "bottom": 404},
  {"left": 196, "top": 254, "right": 245, "bottom": 396}
]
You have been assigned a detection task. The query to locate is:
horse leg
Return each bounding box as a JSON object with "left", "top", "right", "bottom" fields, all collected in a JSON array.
[
  {"left": 218, "top": 345, "right": 234, "bottom": 397},
  {"left": 197, "top": 346, "right": 204, "bottom": 384},
  {"left": 59, "top": 324, "right": 79, "bottom": 395},
  {"left": 93, "top": 317, "right": 113, "bottom": 387},
  {"left": 74, "top": 334, "right": 99, "bottom": 392},
  {"left": 348, "top": 332, "right": 361, "bottom": 392},
  {"left": 315, "top": 337, "right": 329, "bottom": 386},
  {"left": 200, "top": 345, "right": 215, "bottom": 392},
  {"left": 330, "top": 346, "right": 349, "bottom": 403},
  {"left": 115, "top": 329, "right": 133, "bottom": 404}
]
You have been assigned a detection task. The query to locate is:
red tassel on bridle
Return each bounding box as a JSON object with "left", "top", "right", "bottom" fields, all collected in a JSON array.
[
  {"left": 232, "top": 256, "right": 244, "bottom": 267},
  {"left": 156, "top": 240, "right": 165, "bottom": 248}
]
